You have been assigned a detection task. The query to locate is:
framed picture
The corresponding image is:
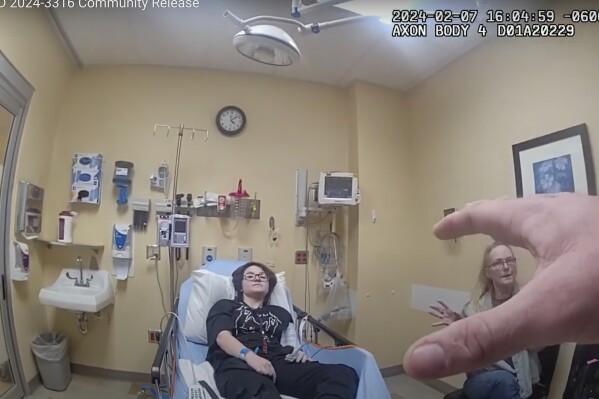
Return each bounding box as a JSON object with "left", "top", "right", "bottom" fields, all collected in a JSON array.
[{"left": 512, "top": 124, "right": 596, "bottom": 197}]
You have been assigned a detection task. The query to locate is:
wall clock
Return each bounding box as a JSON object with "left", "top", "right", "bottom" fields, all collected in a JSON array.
[{"left": 216, "top": 106, "right": 246, "bottom": 136}]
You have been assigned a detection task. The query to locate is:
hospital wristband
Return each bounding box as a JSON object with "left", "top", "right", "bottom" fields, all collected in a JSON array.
[{"left": 239, "top": 347, "right": 250, "bottom": 361}]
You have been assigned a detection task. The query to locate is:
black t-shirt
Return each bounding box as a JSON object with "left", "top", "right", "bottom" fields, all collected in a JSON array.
[{"left": 206, "top": 299, "right": 294, "bottom": 372}]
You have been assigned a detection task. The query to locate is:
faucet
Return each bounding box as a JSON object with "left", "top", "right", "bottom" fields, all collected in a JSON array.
[{"left": 66, "top": 256, "right": 93, "bottom": 287}]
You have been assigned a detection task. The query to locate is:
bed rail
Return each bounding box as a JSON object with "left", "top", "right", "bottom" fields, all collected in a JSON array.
[
  {"left": 294, "top": 305, "right": 354, "bottom": 346},
  {"left": 151, "top": 300, "right": 179, "bottom": 386}
]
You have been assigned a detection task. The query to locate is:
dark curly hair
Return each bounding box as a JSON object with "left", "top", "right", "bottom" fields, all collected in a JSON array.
[{"left": 232, "top": 262, "right": 277, "bottom": 305}]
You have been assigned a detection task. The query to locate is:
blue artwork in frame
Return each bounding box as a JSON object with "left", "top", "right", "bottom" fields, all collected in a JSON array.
[
  {"left": 533, "top": 155, "right": 574, "bottom": 194},
  {"left": 512, "top": 124, "right": 596, "bottom": 197}
]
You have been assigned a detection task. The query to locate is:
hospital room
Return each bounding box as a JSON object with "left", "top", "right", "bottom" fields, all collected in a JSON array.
[{"left": 0, "top": 0, "right": 598, "bottom": 398}]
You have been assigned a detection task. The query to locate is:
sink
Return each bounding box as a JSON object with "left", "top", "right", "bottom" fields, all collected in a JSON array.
[{"left": 39, "top": 269, "right": 115, "bottom": 313}]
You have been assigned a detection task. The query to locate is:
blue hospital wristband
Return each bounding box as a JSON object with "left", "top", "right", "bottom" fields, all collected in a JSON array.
[{"left": 239, "top": 347, "right": 250, "bottom": 361}]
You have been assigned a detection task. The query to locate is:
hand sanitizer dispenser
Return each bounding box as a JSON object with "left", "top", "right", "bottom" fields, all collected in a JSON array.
[
  {"left": 112, "top": 224, "right": 133, "bottom": 280},
  {"left": 11, "top": 241, "right": 29, "bottom": 281}
]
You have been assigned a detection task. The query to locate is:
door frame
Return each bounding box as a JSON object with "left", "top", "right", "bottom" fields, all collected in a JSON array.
[{"left": 0, "top": 50, "right": 34, "bottom": 399}]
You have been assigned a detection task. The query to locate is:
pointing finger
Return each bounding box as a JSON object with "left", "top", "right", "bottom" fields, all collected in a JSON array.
[{"left": 432, "top": 196, "right": 553, "bottom": 249}]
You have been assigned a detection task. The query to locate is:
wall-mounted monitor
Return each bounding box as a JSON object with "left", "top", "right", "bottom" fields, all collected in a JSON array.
[{"left": 317, "top": 172, "right": 360, "bottom": 206}]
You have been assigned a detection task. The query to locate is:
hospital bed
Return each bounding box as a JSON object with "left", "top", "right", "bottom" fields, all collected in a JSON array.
[{"left": 150, "top": 260, "right": 391, "bottom": 399}]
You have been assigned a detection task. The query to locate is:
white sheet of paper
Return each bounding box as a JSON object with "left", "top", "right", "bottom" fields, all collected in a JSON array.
[{"left": 411, "top": 283, "right": 470, "bottom": 313}]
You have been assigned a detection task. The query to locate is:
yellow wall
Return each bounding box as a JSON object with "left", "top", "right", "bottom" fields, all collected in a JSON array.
[
  {"left": 41, "top": 66, "right": 351, "bottom": 372},
  {"left": 405, "top": 18, "right": 598, "bottom": 397},
  {"left": 350, "top": 82, "right": 416, "bottom": 367},
  {"left": 0, "top": 10, "right": 74, "bottom": 382}
]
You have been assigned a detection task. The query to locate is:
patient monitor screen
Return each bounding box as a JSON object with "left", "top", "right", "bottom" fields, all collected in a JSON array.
[
  {"left": 174, "top": 220, "right": 187, "bottom": 233},
  {"left": 324, "top": 176, "right": 353, "bottom": 199}
]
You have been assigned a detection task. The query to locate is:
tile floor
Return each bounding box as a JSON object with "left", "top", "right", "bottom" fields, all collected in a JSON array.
[
  {"left": 27, "top": 374, "right": 139, "bottom": 399},
  {"left": 385, "top": 374, "right": 445, "bottom": 399},
  {"left": 25, "top": 373, "right": 446, "bottom": 399}
]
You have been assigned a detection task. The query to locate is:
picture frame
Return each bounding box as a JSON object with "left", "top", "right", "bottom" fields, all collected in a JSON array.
[{"left": 512, "top": 123, "right": 596, "bottom": 197}]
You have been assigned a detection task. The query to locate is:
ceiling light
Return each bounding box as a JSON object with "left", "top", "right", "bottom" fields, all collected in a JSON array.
[
  {"left": 233, "top": 25, "right": 300, "bottom": 66},
  {"left": 224, "top": 2, "right": 372, "bottom": 67}
]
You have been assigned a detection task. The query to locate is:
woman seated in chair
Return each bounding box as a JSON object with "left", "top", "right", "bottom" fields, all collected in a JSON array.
[
  {"left": 429, "top": 242, "right": 541, "bottom": 399},
  {"left": 206, "top": 261, "right": 359, "bottom": 399}
]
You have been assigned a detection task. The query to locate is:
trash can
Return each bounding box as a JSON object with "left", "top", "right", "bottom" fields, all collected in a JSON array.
[{"left": 31, "top": 332, "right": 72, "bottom": 391}]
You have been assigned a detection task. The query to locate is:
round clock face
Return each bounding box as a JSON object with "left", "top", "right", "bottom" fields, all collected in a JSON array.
[{"left": 216, "top": 106, "right": 246, "bottom": 136}]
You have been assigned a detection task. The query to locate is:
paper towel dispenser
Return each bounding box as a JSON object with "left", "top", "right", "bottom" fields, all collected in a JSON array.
[{"left": 15, "top": 180, "right": 44, "bottom": 238}]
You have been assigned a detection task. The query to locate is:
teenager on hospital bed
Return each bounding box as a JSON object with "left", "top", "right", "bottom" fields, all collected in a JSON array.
[{"left": 206, "top": 262, "right": 359, "bottom": 399}]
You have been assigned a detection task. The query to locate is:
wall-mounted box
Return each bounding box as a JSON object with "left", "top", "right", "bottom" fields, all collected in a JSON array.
[
  {"left": 71, "top": 153, "right": 103, "bottom": 204},
  {"left": 15, "top": 180, "right": 43, "bottom": 238},
  {"left": 202, "top": 246, "right": 217, "bottom": 265},
  {"left": 238, "top": 247, "right": 252, "bottom": 262}
]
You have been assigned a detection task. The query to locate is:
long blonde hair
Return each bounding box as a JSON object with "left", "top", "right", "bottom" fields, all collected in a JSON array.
[{"left": 469, "top": 241, "right": 518, "bottom": 313}]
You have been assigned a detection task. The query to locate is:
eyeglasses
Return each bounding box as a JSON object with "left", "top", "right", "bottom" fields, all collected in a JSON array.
[
  {"left": 487, "top": 257, "right": 517, "bottom": 269},
  {"left": 243, "top": 272, "right": 268, "bottom": 282}
]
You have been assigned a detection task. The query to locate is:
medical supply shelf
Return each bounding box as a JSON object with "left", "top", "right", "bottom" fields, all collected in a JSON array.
[
  {"left": 33, "top": 239, "right": 104, "bottom": 254},
  {"left": 196, "top": 198, "right": 261, "bottom": 219}
]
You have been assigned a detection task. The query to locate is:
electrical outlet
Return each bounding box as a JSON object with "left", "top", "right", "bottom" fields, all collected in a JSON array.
[
  {"left": 148, "top": 329, "right": 162, "bottom": 343},
  {"left": 294, "top": 250, "right": 308, "bottom": 265},
  {"left": 146, "top": 245, "right": 160, "bottom": 260}
]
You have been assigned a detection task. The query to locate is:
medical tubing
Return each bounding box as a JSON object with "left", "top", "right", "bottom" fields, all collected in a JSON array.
[
  {"left": 175, "top": 256, "right": 180, "bottom": 294},
  {"left": 304, "top": 217, "right": 309, "bottom": 312},
  {"left": 168, "top": 247, "right": 176, "bottom": 311},
  {"left": 309, "top": 345, "right": 335, "bottom": 360},
  {"left": 158, "top": 313, "right": 172, "bottom": 394},
  {"left": 154, "top": 256, "right": 167, "bottom": 314},
  {"left": 170, "top": 343, "right": 176, "bottom": 398},
  {"left": 159, "top": 312, "right": 199, "bottom": 385},
  {"left": 305, "top": 185, "right": 318, "bottom": 314}
]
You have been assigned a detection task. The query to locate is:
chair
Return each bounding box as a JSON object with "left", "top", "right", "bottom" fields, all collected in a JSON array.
[
  {"left": 562, "top": 344, "right": 599, "bottom": 399},
  {"left": 443, "top": 345, "right": 560, "bottom": 399}
]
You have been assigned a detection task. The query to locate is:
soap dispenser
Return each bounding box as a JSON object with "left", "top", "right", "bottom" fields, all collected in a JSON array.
[{"left": 11, "top": 241, "right": 29, "bottom": 281}]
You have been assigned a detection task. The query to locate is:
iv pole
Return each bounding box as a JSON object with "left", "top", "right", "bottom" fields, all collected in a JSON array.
[{"left": 153, "top": 123, "right": 208, "bottom": 309}]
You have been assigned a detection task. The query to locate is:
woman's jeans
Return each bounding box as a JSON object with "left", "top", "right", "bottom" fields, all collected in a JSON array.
[{"left": 463, "top": 369, "right": 520, "bottom": 399}]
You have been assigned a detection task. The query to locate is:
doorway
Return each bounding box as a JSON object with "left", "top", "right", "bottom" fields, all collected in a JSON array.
[
  {"left": 0, "top": 51, "right": 34, "bottom": 399},
  {"left": 0, "top": 104, "right": 15, "bottom": 397}
]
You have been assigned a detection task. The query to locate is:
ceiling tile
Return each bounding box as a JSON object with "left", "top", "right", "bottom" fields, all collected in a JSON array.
[{"left": 52, "top": 0, "right": 494, "bottom": 90}]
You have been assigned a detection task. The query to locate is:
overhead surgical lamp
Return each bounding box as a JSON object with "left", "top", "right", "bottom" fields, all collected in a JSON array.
[
  {"left": 228, "top": 21, "right": 300, "bottom": 67},
  {"left": 223, "top": 0, "right": 370, "bottom": 67}
]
